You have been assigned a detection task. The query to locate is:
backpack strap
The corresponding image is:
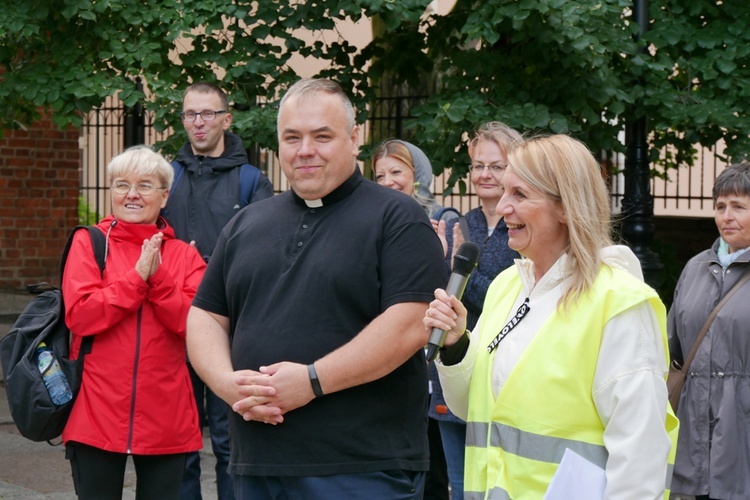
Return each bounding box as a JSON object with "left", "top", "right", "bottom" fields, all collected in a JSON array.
[
  {"left": 60, "top": 226, "right": 106, "bottom": 280},
  {"left": 433, "top": 206, "right": 461, "bottom": 221},
  {"left": 171, "top": 160, "right": 261, "bottom": 208},
  {"left": 60, "top": 226, "right": 106, "bottom": 356},
  {"left": 238, "top": 163, "right": 262, "bottom": 207},
  {"left": 170, "top": 160, "right": 186, "bottom": 192}
]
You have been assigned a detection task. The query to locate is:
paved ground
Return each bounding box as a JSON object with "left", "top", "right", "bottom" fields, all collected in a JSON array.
[{"left": 0, "top": 291, "right": 218, "bottom": 499}]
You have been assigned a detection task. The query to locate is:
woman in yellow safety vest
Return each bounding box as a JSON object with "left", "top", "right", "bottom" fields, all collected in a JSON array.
[{"left": 423, "top": 134, "right": 678, "bottom": 500}]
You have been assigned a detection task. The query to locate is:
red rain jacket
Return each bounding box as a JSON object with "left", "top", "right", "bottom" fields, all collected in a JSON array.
[{"left": 62, "top": 215, "right": 205, "bottom": 454}]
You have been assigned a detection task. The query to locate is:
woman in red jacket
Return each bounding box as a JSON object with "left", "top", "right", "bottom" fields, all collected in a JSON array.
[{"left": 61, "top": 145, "right": 205, "bottom": 499}]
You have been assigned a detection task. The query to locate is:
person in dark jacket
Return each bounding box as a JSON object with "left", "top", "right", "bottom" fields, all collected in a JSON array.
[
  {"left": 163, "top": 82, "right": 274, "bottom": 262},
  {"left": 431, "top": 122, "right": 523, "bottom": 499},
  {"left": 62, "top": 145, "right": 205, "bottom": 499},
  {"left": 669, "top": 161, "right": 750, "bottom": 500},
  {"left": 161, "top": 82, "right": 273, "bottom": 500},
  {"left": 373, "top": 138, "right": 458, "bottom": 500}
]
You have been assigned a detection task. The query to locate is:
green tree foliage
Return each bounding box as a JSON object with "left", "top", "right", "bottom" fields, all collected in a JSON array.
[
  {"left": 645, "top": 1, "right": 750, "bottom": 170},
  {"left": 2, "top": 0, "right": 750, "bottom": 184},
  {"left": 78, "top": 196, "right": 101, "bottom": 225},
  {"left": 370, "top": 0, "right": 643, "bottom": 192},
  {"left": 368, "top": 0, "right": 750, "bottom": 191},
  {"left": 0, "top": 0, "right": 430, "bottom": 152}
]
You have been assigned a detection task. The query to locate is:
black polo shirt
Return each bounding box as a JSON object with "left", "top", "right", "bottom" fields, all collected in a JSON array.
[{"left": 193, "top": 168, "right": 447, "bottom": 476}]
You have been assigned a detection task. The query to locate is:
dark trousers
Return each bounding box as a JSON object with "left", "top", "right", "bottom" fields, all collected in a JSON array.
[
  {"left": 233, "top": 470, "right": 426, "bottom": 499},
  {"left": 180, "top": 364, "right": 234, "bottom": 500},
  {"left": 425, "top": 416, "right": 450, "bottom": 499},
  {"left": 66, "top": 441, "right": 186, "bottom": 500}
]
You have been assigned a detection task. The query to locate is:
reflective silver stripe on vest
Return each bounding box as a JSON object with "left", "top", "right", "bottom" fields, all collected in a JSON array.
[
  {"left": 465, "top": 487, "right": 511, "bottom": 500},
  {"left": 466, "top": 421, "right": 608, "bottom": 469}
]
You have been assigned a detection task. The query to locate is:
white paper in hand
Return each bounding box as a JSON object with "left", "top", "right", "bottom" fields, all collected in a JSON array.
[{"left": 544, "top": 448, "right": 606, "bottom": 500}]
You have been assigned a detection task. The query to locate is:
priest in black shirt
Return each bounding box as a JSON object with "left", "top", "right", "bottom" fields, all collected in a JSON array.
[{"left": 187, "top": 78, "right": 446, "bottom": 499}]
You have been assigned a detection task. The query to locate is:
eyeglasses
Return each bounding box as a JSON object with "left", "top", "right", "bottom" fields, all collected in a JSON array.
[
  {"left": 470, "top": 163, "right": 507, "bottom": 174},
  {"left": 180, "top": 110, "right": 228, "bottom": 122},
  {"left": 110, "top": 182, "right": 166, "bottom": 195}
]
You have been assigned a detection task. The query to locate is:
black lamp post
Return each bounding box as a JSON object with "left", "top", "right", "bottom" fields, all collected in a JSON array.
[
  {"left": 124, "top": 77, "right": 145, "bottom": 147},
  {"left": 621, "top": 0, "right": 663, "bottom": 289}
]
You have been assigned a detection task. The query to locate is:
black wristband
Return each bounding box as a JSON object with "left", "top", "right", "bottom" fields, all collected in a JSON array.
[
  {"left": 439, "top": 331, "right": 471, "bottom": 366},
  {"left": 307, "top": 363, "right": 324, "bottom": 398}
]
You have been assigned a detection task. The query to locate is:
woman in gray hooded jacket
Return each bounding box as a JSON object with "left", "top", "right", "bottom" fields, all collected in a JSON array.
[
  {"left": 669, "top": 161, "right": 750, "bottom": 500},
  {"left": 373, "top": 138, "right": 457, "bottom": 500},
  {"left": 373, "top": 139, "right": 458, "bottom": 222}
]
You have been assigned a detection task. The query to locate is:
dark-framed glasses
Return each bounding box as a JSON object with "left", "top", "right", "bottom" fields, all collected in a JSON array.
[
  {"left": 470, "top": 163, "right": 507, "bottom": 174},
  {"left": 110, "top": 182, "right": 166, "bottom": 195},
  {"left": 180, "top": 110, "right": 228, "bottom": 122}
]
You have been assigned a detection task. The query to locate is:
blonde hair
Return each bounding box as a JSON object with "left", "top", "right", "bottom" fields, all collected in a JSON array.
[
  {"left": 373, "top": 140, "right": 414, "bottom": 172},
  {"left": 372, "top": 139, "right": 434, "bottom": 211},
  {"left": 107, "top": 145, "right": 174, "bottom": 189},
  {"left": 469, "top": 121, "right": 524, "bottom": 159},
  {"left": 508, "top": 135, "right": 612, "bottom": 308}
]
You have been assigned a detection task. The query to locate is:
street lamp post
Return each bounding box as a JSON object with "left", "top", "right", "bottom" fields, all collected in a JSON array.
[
  {"left": 124, "top": 77, "right": 145, "bottom": 148},
  {"left": 621, "top": 0, "right": 663, "bottom": 289}
]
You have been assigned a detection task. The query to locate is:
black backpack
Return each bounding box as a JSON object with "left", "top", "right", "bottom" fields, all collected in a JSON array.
[{"left": 0, "top": 226, "right": 106, "bottom": 442}]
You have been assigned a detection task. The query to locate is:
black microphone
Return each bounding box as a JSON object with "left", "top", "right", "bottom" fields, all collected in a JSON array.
[{"left": 425, "top": 241, "right": 479, "bottom": 362}]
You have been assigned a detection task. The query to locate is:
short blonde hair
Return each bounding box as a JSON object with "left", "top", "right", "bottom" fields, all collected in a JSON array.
[
  {"left": 508, "top": 135, "right": 612, "bottom": 308},
  {"left": 107, "top": 145, "right": 174, "bottom": 189},
  {"left": 469, "top": 121, "right": 524, "bottom": 159}
]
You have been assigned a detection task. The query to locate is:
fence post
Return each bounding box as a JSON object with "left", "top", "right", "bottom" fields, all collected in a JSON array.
[{"left": 621, "top": 0, "right": 663, "bottom": 290}]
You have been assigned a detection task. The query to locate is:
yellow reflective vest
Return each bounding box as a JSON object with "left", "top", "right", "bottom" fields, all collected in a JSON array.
[{"left": 464, "top": 265, "right": 679, "bottom": 500}]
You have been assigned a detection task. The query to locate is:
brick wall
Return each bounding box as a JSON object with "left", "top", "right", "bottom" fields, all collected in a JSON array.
[{"left": 0, "top": 115, "right": 80, "bottom": 290}]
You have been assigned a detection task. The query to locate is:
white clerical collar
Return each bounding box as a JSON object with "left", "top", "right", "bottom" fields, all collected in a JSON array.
[
  {"left": 304, "top": 199, "right": 324, "bottom": 208},
  {"left": 291, "top": 168, "right": 362, "bottom": 208}
]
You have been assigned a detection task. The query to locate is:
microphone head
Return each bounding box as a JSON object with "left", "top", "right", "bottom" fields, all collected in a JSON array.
[{"left": 452, "top": 241, "right": 479, "bottom": 276}]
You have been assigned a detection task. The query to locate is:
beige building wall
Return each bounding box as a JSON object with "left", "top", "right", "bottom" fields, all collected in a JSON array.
[{"left": 608, "top": 141, "right": 728, "bottom": 218}]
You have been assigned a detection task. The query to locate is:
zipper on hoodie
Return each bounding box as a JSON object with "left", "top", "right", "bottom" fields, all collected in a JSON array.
[{"left": 126, "top": 306, "right": 143, "bottom": 454}]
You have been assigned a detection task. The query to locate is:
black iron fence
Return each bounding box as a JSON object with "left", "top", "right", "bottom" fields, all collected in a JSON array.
[
  {"left": 79, "top": 94, "right": 726, "bottom": 223},
  {"left": 606, "top": 143, "right": 725, "bottom": 218}
]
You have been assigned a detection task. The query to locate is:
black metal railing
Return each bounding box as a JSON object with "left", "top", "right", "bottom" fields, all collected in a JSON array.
[{"left": 80, "top": 92, "right": 726, "bottom": 222}]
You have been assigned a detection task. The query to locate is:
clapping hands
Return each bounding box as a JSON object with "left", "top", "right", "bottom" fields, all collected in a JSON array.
[{"left": 136, "top": 232, "right": 163, "bottom": 281}]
